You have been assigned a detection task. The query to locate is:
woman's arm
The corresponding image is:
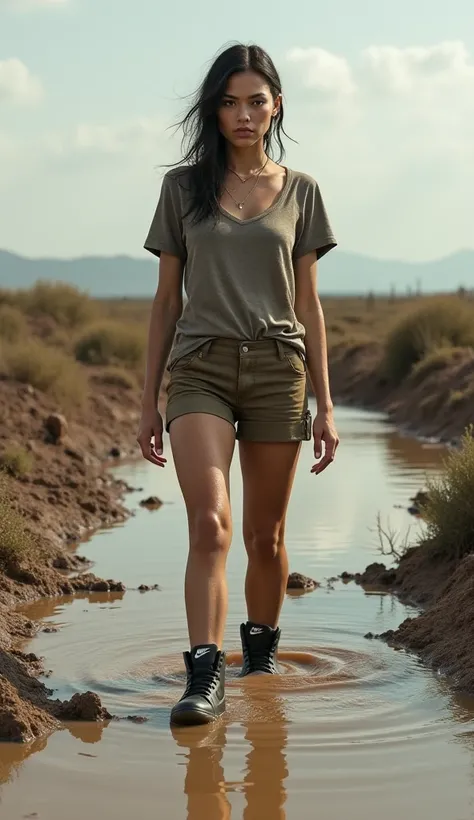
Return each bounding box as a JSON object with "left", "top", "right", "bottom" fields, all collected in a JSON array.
[
  {"left": 137, "top": 252, "right": 184, "bottom": 466},
  {"left": 294, "top": 251, "right": 339, "bottom": 474}
]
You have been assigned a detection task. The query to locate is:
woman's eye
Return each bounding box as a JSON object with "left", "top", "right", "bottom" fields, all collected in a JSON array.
[{"left": 252, "top": 100, "right": 264, "bottom": 106}]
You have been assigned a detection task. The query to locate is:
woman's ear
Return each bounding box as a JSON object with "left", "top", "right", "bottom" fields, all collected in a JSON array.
[{"left": 272, "top": 94, "right": 282, "bottom": 117}]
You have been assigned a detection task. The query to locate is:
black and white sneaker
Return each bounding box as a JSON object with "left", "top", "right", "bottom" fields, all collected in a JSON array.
[
  {"left": 239, "top": 622, "right": 281, "bottom": 676},
  {"left": 170, "top": 644, "right": 226, "bottom": 726}
]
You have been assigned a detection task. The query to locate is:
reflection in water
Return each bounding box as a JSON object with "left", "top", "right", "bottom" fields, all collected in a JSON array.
[
  {"left": 0, "top": 737, "right": 48, "bottom": 787},
  {"left": 173, "top": 686, "right": 289, "bottom": 820}
]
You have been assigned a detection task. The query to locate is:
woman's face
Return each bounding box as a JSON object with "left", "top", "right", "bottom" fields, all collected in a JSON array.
[{"left": 217, "top": 70, "right": 281, "bottom": 149}]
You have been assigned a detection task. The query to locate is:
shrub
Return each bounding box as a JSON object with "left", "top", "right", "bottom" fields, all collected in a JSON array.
[
  {"left": 74, "top": 321, "right": 145, "bottom": 370},
  {"left": 382, "top": 297, "right": 474, "bottom": 384},
  {"left": 0, "top": 472, "right": 34, "bottom": 570},
  {"left": 0, "top": 445, "right": 33, "bottom": 478},
  {"left": 23, "top": 281, "right": 97, "bottom": 328},
  {"left": 0, "top": 304, "right": 28, "bottom": 343},
  {"left": 3, "top": 339, "right": 88, "bottom": 410},
  {"left": 409, "top": 346, "right": 468, "bottom": 388},
  {"left": 422, "top": 427, "right": 474, "bottom": 560}
]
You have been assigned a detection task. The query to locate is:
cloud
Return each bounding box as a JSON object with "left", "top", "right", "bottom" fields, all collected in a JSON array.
[
  {"left": 43, "top": 117, "right": 168, "bottom": 165},
  {"left": 286, "top": 47, "right": 356, "bottom": 98},
  {"left": 284, "top": 41, "right": 474, "bottom": 261},
  {"left": 0, "top": 59, "right": 43, "bottom": 105}
]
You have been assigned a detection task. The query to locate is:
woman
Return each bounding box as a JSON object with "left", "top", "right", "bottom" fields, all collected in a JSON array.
[{"left": 138, "top": 43, "right": 339, "bottom": 727}]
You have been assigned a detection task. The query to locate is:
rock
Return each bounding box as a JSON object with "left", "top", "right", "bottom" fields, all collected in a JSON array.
[
  {"left": 139, "top": 496, "right": 163, "bottom": 510},
  {"left": 286, "top": 572, "right": 319, "bottom": 592},
  {"left": 108, "top": 580, "right": 126, "bottom": 592},
  {"left": 80, "top": 500, "right": 97, "bottom": 515},
  {"left": 354, "top": 562, "right": 396, "bottom": 588},
  {"left": 61, "top": 582, "right": 74, "bottom": 595},
  {"left": 44, "top": 413, "right": 68, "bottom": 444},
  {"left": 126, "top": 715, "right": 148, "bottom": 724},
  {"left": 43, "top": 627, "right": 59, "bottom": 634},
  {"left": 340, "top": 571, "right": 355, "bottom": 582},
  {"left": 138, "top": 584, "right": 151, "bottom": 592},
  {"left": 55, "top": 692, "right": 112, "bottom": 722},
  {"left": 52, "top": 555, "right": 69, "bottom": 570},
  {"left": 64, "top": 447, "right": 85, "bottom": 463},
  {"left": 364, "top": 632, "right": 375, "bottom": 640},
  {"left": 90, "top": 580, "right": 109, "bottom": 592},
  {"left": 109, "top": 447, "right": 121, "bottom": 458}
]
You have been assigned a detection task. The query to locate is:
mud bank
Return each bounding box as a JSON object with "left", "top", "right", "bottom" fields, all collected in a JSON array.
[
  {"left": 347, "top": 542, "right": 474, "bottom": 693},
  {"left": 329, "top": 341, "right": 474, "bottom": 444},
  {"left": 0, "top": 373, "right": 146, "bottom": 741}
]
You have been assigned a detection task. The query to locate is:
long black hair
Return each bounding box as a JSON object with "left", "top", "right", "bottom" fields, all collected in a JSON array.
[{"left": 171, "top": 43, "right": 291, "bottom": 223}]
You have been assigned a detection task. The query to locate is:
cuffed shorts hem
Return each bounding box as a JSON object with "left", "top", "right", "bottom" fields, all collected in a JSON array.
[
  {"left": 166, "top": 395, "right": 235, "bottom": 433},
  {"left": 236, "top": 420, "right": 309, "bottom": 443}
]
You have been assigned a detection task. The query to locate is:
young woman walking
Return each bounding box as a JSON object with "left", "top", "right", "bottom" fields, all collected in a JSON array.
[{"left": 138, "top": 43, "right": 339, "bottom": 727}]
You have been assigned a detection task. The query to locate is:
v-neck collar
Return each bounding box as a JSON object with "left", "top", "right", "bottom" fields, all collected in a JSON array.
[{"left": 218, "top": 167, "right": 292, "bottom": 226}]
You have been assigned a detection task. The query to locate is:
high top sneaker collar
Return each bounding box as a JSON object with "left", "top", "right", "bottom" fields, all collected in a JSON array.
[
  {"left": 240, "top": 622, "right": 281, "bottom": 676},
  {"left": 171, "top": 644, "right": 226, "bottom": 727}
]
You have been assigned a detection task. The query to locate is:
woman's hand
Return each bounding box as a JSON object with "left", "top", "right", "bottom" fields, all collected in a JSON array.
[
  {"left": 136, "top": 405, "right": 167, "bottom": 468},
  {"left": 311, "top": 410, "right": 339, "bottom": 475}
]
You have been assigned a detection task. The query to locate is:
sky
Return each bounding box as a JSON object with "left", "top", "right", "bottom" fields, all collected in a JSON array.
[{"left": 0, "top": 0, "right": 473, "bottom": 263}]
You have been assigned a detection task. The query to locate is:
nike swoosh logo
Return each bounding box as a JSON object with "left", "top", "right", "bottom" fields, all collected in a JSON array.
[
  {"left": 250, "top": 628, "right": 264, "bottom": 635},
  {"left": 195, "top": 648, "right": 210, "bottom": 658}
]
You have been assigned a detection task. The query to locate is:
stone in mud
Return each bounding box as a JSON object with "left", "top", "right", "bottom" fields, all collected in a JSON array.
[
  {"left": 44, "top": 413, "right": 68, "bottom": 444},
  {"left": 90, "top": 580, "right": 110, "bottom": 592},
  {"left": 80, "top": 499, "right": 97, "bottom": 515},
  {"left": 126, "top": 715, "right": 149, "bottom": 724},
  {"left": 43, "top": 627, "right": 59, "bottom": 634},
  {"left": 138, "top": 584, "right": 151, "bottom": 592},
  {"left": 52, "top": 555, "right": 70, "bottom": 570},
  {"left": 354, "top": 562, "right": 397, "bottom": 588},
  {"left": 286, "top": 572, "right": 319, "bottom": 591},
  {"left": 56, "top": 691, "right": 112, "bottom": 722},
  {"left": 408, "top": 489, "right": 430, "bottom": 516},
  {"left": 139, "top": 495, "right": 163, "bottom": 510},
  {"left": 108, "top": 580, "right": 126, "bottom": 592},
  {"left": 109, "top": 446, "right": 121, "bottom": 458},
  {"left": 340, "top": 571, "right": 355, "bottom": 582}
]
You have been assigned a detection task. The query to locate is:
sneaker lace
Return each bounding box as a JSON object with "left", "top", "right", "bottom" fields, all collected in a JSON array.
[
  {"left": 184, "top": 665, "right": 219, "bottom": 700},
  {"left": 245, "top": 637, "right": 278, "bottom": 674}
]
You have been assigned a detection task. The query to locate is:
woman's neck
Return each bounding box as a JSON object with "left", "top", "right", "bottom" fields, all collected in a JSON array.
[{"left": 226, "top": 144, "right": 268, "bottom": 176}]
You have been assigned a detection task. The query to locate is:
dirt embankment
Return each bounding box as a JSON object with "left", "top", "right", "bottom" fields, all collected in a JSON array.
[
  {"left": 0, "top": 374, "right": 148, "bottom": 742},
  {"left": 329, "top": 341, "right": 474, "bottom": 444}
]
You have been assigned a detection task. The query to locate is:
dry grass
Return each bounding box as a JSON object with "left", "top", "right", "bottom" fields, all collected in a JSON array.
[
  {"left": 0, "top": 304, "right": 28, "bottom": 343},
  {"left": 89, "top": 366, "right": 138, "bottom": 390},
  {"left": 382, "top": 297, "right": 474, "bottom": 384},
  {"left": 74, "top": 320, "right": 146, "bottom": 370},
  {"left": 22, "top": 281, "right": 98, "bottom": 328},
  {"left": 422, "top": 427, "right": 474, "bottom": 559},
  {"left": 0, "top": 472, "right": 35, "bottom": 570},
  {"left": 0, "top": 445, "right": 33, "bottom": 478},
  {"left": 2, "top": 339, "right": 89, "bottom": 411}
]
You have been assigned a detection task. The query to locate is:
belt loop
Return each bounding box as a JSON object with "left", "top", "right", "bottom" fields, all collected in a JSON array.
[{"left": 275, "top": 340, "right": 285, "bottom": 360}]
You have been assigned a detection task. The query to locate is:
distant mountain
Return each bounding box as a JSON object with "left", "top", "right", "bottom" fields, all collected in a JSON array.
[{"left": 0, "top": 248, "right": 472, "bottom": 297}]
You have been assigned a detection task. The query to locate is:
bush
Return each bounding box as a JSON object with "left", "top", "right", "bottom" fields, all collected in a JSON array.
[
  {"left": 422, "top": 427, "right": 474, "bottom": 560},
  {"left": 383, "top": 297, "right": 474, "bottom": 384},
  {"left": 0, "top": 445, "right": 33, "bottom": 478},
  {"left": 23, "top": 281, "right": 97, "bottom": 328},
  {"left": 74, "top": 321, "right": 145, "bottom": 370},
  {"left": 0, "top": 472, "right": 34, "bottom": 570},
  {"left": 409, "top": 346, "right": 468, "bottom": 387},
  {"left": 3, "top": 339, "right": 88, "bottom": 410},
  {"left": 0, "top": 304, "right": 28, "bottom": 343}
]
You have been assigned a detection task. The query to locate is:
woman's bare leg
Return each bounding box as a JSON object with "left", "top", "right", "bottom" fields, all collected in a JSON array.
[
  {"left": 239, "top": 441, "right": 300, "bottom": 628},
  {"left": 170, "top": 413, "right": 235, "bottom": 649}
]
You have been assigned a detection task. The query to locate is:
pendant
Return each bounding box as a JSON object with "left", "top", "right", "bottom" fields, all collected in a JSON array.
[{"left": 238, "top": 203, "right": 243, "bottom": 210}]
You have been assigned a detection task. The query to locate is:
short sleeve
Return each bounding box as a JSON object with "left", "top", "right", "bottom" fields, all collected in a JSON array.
[
  {"left": 144, "top": 172, "right": 186, "bottom": 260},
  {"left": 293, "top": 178, "right": 337, "bottom": 260}
]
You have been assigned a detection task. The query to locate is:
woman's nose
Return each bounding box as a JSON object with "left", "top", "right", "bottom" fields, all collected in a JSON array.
[{"left": 237, "top": 107, "right": 251, "bottom": 122}]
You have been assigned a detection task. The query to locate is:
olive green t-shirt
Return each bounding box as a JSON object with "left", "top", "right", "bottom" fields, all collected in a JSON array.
[{"left": 144, "top": 166, "right": 336, "bottom": 367}]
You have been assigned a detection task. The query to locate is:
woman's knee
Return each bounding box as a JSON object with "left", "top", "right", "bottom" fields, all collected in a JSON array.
[
  {"left": 189, "top": 510, "right": 232, "bottom": 558},
  {"left": 244, "top": 525, "right": 284, "bottom": 561}
]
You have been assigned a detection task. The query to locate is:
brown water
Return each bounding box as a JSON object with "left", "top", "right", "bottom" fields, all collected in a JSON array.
[{"left": 3, "top": 404, "right": 474, "bottom": 819}]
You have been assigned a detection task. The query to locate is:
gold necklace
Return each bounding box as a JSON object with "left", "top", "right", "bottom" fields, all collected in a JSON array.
[
  {"left": 223, "top": 157, "right": 269, "bottom": 210},
  {"left": 227, "top": 157, "right": 268, "bottom": 184}
]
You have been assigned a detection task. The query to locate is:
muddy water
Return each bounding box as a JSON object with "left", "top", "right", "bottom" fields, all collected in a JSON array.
[{"left": 3, "top": 405, "right": 474, "bottom": 820}]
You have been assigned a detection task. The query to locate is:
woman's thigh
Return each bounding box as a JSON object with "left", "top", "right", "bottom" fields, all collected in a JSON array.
[
  {"left": 170, "top": 413, "right": 236, "bottom": 530},
  {"left": 239, "top": 441, "right": 301, "bottom": 544}
]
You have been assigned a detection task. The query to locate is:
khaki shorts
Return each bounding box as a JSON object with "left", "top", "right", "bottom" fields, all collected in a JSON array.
[{"left": 166, "top": 338, "right": 312, "bottom": 442}]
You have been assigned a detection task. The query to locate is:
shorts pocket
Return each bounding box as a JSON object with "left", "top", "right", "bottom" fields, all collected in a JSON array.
[
  {"left": 169, "top": 350, "right": 200, "bottom": 372},
  {"left": 283, "top": 349, "right": 306, "bottom": 376}
]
